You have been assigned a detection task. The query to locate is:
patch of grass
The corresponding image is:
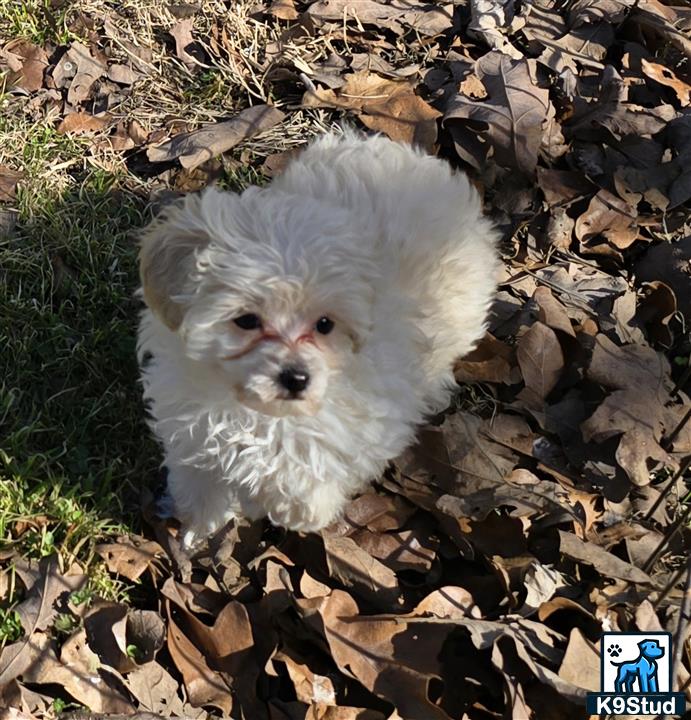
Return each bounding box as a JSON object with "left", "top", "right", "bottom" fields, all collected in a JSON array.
[
  {"left": 0, "top": 0, "right": 74, "bottom": 45},
  {"left": 0, "top": 608, "right": 23, "bottom": 645},
  {"left": 0, "top": 110, "right": 158, "bottom": 570}
]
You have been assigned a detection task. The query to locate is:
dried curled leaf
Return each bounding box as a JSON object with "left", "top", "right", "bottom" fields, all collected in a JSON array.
[
  {"left": 303, "top": 72, "right": 440, "bottom": 150},
  {"left": 1, "top": 40, "right": 48, "bottom": 92},
  {"left": 575, "top": 189, "right": 638, "bottom": 249},
  {"left": 147, "top": 105, "right": 285, "bottom": 169},
  {"left": 306, "top": 0, "right": 453, "bottom": 36}
]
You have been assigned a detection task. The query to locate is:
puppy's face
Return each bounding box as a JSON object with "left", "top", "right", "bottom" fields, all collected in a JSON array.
[
  {"left": 139, "top": 187, "right": 374, "bottom": 416},
  {"left": 205, "top": 284, "right": 363, "bottom": 416}
]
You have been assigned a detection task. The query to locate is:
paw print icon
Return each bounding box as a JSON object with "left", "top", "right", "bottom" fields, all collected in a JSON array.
[{"left": 608, "top": 643, "right": 622, "bottom": 658}]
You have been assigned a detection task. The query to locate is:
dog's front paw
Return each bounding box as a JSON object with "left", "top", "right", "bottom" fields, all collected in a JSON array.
[
  {"left": 181, "top": 528, "right": 202, "bottom": 550},
  {"left": 180, "top": 511, "right": 238, "bottom": 550}
]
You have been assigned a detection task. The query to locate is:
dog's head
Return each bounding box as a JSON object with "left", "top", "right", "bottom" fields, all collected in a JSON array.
[
  {"left": 139, "top": 186, "right": 375, "bottom": 416},
  {"left": 638, "top": 640, "right": 664, "bottom": 659}
]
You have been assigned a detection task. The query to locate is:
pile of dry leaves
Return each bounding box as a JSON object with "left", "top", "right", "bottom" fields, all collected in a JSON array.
[{"left": 1, "top": 0, "right": 690, "bottom": 717}]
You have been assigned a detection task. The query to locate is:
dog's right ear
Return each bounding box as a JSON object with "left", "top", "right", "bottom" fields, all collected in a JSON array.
[{"left": 139, "top": 195, "right": 211, "bottom": 331}]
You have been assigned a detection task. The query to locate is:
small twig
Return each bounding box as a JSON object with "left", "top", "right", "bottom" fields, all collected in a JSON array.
[
  {"left": 672, "top": 556, "right": 691, "bottom": 690},
  {"left": 644, "top": 456, "right": 691, "bottom": 522},
  {"left": 299, "top": 72, "right": 316, "bottom": 93},
  {"left": 663, "top": 409, "right": 691, "bottom": 451},
  {"left": 671, "top": 364, "right": 691, "bottom": 398},
  {"left": 651, "top": 563, "right": 686, "bottom": 610},
  {"left": 643, "top": 503, "right": 691, "bottom": 573},
  {"left": 508, "top": 268, "right": 598, "bottom": 316}
]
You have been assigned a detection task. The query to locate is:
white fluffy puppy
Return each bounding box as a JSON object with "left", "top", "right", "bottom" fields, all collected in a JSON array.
[{"left": 137, "top": 131, "right": 498, "bottom": 547}]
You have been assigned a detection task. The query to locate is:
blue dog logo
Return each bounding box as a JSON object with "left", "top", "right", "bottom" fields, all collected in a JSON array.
[{"left": 610, "top": 639, "right": 664, "bottom": 693}]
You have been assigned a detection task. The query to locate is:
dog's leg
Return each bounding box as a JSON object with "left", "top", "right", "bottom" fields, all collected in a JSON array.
[{"left": 165, "top": 464, "right": 240, "bottom": 548}]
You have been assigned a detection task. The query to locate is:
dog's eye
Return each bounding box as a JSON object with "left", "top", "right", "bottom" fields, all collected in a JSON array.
[
  {"left": 316, "top": 316, "right": 334, "bottom": 335},
  {"left": 233, "top": 314, "right": 262, "bottom": 330}
]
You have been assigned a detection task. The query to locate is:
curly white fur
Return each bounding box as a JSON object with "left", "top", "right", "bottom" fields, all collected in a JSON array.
[{"left": 137, "top": 131, "right": 499, "bottom": 546}]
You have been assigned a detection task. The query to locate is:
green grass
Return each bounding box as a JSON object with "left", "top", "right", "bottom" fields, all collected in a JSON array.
[
  {"left": 0, "top": 0, "right": 74, "bottom": 45},
  {"left": 0, "top": 109, "right": 158, "bottom": 571}
]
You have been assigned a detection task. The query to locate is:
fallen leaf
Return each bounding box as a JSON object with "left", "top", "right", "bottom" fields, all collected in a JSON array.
[
  {"left": 413, "top": 586, "right": 480, "bottom": 619},
  {"left": 305, "top": 705, "right": 386, "bottom": 719},
  {"left": 0, "top": 166, "right": 23, "bottom": 202},
  {"left": 2, "top": 40, "right": 48, "bottom": 92},
  {"left": 492, "top": 643, "right": 532, "bottom": 718},
  {"left": 306, "top": 0, "right": 453, "bottom": 36},
  {"left": 521, "top": 561, "right": 565, "bottom": 615},
  {"left": 575, "top": 189, "right": 638, "bottom": 249},
  {"left": 537, "top": 168, "right": 596, "bottom": 206},
  {"left": 586, "top": 333, "right": 671, "bottom": 396},
  {"left": 21, "top": 631, "right": 134, "bottom": 713},
  {"left": 641, "top": 58, "right": 691, "bottom": 106},
  {"left": 458, "top": 73, "right": 488, "bottom": 99},
  {"left": 166, "top": 604, "right": 233, "bottom": 714},
  {"left": 0, "top": 557, "right": 86, "bottom": 687},
  {"left": 108, "top": 63, "right": 139, "bottom": 85},
  {"left": 126, "top": 609, "right": 166, "bottom": 665},
  {"left": 350, "top": 54, "right": 419, "bottom": 80},
  {"left": 268, "top": 0, "right": 299, "bottom": 20},
  {"left": 57, "top": 112, "right": 110, "bottom": 134},
  {"left": 567, "top": 65, "right": 678, "bottom": 138},
  {"left": 630, "top": 0, "right": 691, "bottom": 58},
  {"left": 533, "top": 287, "right": 575, "bottom": 337},
  {"left": 60, "top": 41, "right": 108, "bottom": 106},
  {"left": 303, "top": 72, "right": 402, "bottom": 111},
  {"left": 300, "top": 572, "right": 332, "bottom": 599},
  {"left": 516, "top": 321, "right": 564, "bottom": 406},
  {"left": 558, "top": 628, "right": 600, "bottom": 691},
  {"left": 567, "top": 0, "right": 631, "bottom": 26},
  {"left": 125, "top": 661, "right": 188, "bottom": 715},
  {"left": 147, "top": 105, "right": 285, "bottom": 169},
  {"left": 322, "top": 535, "right": 401, "bottom": 609},
  {"left": 304, "top": 72, "right": 440, "bottom": 151},
  {"left": 558, "top": 531, "right": 653, "bottom": 584},
  {"left": 102, "top": 17, "right": 155, "bottom": 73},
  {"left": 334, "top": 492, "right": 414, "bottom": 535},
  {"left": 530, "top": 263, "right": 633, "bottom": 335},
  {"left": 96, "top": 536, "right": 164, "bottom": 581},
  {"left": 468, "top": 0, "right": 524, "bottom": 59},
  {"left": 454, "top": 332, "right": 517, "bottom": 384},
  {"left": 445, "top": 52, "right": 550, "bottom": 175},
  {"left": 635, "top": 237, "right": 691, "bottom": 321},
  {"left": 262, "top": 149, "right": 299, "bottom": 177},
  {"left": 359, "top": 91, "right": 440, "bottom": 152},
  {"left": 278, "top": 652, "right": 337, "bottom": 705},
  {"left": 305, "top": 589, "right": 451, "bottom": 719},
  {"left": 51, "top": 51, "right": 77, "bottom": 88},
  {"left": 350, "top": 529, "right": 437, "bottom": 572},
  {"left": 397, "top": 412, "right": 517, "bottom": 500},
  {"left": 165, "top": 588, "right": 263, "bottom": 716},
  {"left": 170, "top": 18, "right": 197, "bottom": 66},
  {"left": 636, "top": 281, "right": 678, "bottom": 347}
]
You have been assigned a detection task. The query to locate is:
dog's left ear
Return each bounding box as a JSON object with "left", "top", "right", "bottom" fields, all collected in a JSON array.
[{"left": 139, "top": 194, "right": 211, "bottom": 331}]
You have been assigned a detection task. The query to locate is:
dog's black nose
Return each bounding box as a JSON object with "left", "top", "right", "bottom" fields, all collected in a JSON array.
[{"left": 278, "top": 367, "right": 310, "bottom": 394}]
